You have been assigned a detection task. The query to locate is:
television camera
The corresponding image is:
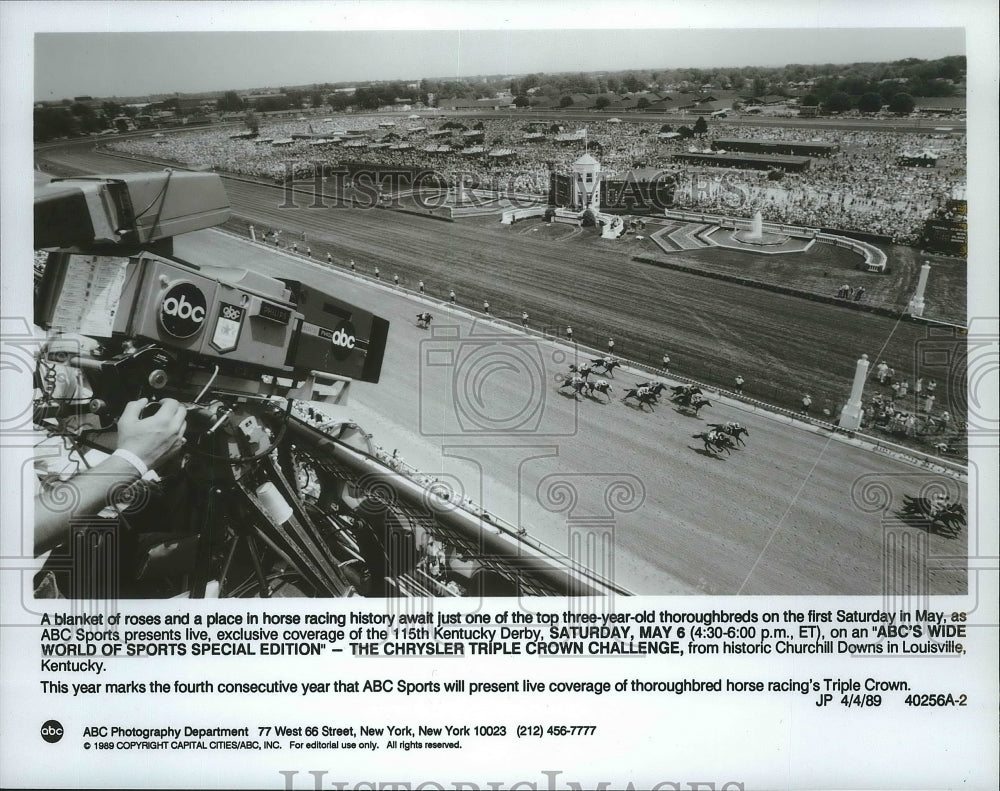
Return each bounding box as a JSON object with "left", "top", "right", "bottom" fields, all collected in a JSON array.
[
  {"left": 33, "top": 171, "right": 394, "bottom": 598},
  {"left": 33, "top": 171, "right": 625, "bottom": 600}
]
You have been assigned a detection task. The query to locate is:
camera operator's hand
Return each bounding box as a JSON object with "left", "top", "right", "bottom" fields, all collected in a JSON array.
[
  {"left": 116, "top": 398, "right": 188, "bottom": 469},
  {"left": 34, "top": 398, "right": 187, "bottom": 556}
]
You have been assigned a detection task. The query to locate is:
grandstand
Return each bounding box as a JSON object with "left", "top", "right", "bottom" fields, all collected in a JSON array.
[
  {"left": 711, "top": 138, "right": 839, "bottom": 157},
  {"left": 672, "top": 151, "right": 812, "bottom": 171}
]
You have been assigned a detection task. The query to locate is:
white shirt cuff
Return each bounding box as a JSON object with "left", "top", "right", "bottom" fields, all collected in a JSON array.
[{"left": 112, "top": 448, "right": 149, "bottom": 477}]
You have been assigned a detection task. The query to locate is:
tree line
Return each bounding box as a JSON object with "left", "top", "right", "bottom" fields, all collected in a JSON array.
[{"left": 33, "top": 55, "right": 963, "bottom": 141}]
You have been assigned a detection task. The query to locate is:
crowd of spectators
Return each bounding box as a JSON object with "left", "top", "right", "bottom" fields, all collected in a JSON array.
[
  {"left": 858, "top": 368, "right": 961, "bottom": 456},
  {"left": 107, "top": 115, "right": 965, "bottom": 245},
  {"left": 669, "top": 127, "right": 964, "bottom": 243}
]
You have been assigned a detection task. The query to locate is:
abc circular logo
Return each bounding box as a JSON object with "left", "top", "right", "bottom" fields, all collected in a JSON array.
[
  {"left": 41, "top": 719, "right": 64, "bottom": 743},
  {"left": 159, "top": 282, "right": 208, "bottom": 339},
  {"left": 329, "top": 322, "right": 357, "bottom": 360}
]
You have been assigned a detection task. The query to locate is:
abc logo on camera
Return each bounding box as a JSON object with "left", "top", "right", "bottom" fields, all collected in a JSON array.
[
  {"left": 159, "top": 282, "right": 208, "bottom": 339},
  {"left": 320, "top": 321, "right": 358, "bottom": 360},
  {"left": 41, "top": 720, "right": 64, "bottom": 743}
]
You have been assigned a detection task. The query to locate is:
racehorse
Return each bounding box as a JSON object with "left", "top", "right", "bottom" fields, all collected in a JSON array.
[
  {"left": 585, "top": 380, "right": 613, "bottom": 401},
  {"left": 632, "top": 381, "right": 667, "bottom": 402},
  {"left": 670, "top": 384, "right": 702, "bottom": 405},
  {"left": 558, "top": 374, "right": 586, "bottom": 399},
  {"left": 590, "top": 357, "right": 621, "bottom": 377},
  {"left": 707, "top": 422, "right": 749, "bottom": 446},
  {"left": 674, "top": 392, "right": 711, "bottom": 416},
  {"left": 692, "top": 429, "right": 736, "bottom": 456},
  {"left": 415, "top": 311, "right": 433, "bottom": 329},
  {"left": 688, "top": 395, "right": 712, "bottom": 416},
  {"left": 568, "top": 363, "right": 594, "bottom": 380},
  {"left": 899, "top": 495, "right": 967, "bottom": 537},
  {"left": 622, "top": 385, "right": 657, "bottom": 411}
]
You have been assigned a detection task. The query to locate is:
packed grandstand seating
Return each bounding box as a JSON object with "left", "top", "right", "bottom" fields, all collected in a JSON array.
[{"left": 108, "top": 116, "right": 966, "bottom": 245}]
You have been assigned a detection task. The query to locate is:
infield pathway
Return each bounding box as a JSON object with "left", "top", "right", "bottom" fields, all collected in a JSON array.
[{"left": 172, "top": 230, "right": 967, "bottom": 596}]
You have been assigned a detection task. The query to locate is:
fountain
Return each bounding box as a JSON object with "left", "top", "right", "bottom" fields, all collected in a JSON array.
[{"left": 733, "top": 210, "right": 791, "bottom": 246}]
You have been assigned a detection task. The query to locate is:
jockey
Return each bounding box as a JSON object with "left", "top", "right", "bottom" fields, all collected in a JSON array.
[
  {"left": 578, "top": 363, "right": 593, "bottom": 379},
  {"left": 708, "top": 422, "right": 742, "bottom": 436}
]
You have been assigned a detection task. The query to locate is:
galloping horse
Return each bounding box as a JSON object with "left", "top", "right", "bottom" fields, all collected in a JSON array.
[
  {"left": 586, "top": 379, "right": 613, "bottom": 401},
  {"left": 415, "top": 311, "right": 433, "bottom": 329},
  {"left": 692, "top": 429, "right": 736, "bottom": 456},
  {"left": 622, "top": 385, "right": 658, "bottom": 411},
  {"left": 687, "top": 395, "right": 712, "bottom": 416},
  {"left": 590, "top": 357, "right": 622, "bottom": 377},
  {"left": 707, "top": 422, "right": 749, "bottom": 446},
  {"left": 558, "top": 374, "right": 587, "bottom": 399},
  {"left": 899, "top": 495, "right": 967, "bottom": 536},
  {"left": 670, "top": 384, "right": 702, "bottom": 405},
  {"left": 631, "top": 381, "right": 667, "bottom": 402},
  {"left": 568, "top": 363, "right": 594, "bottom": 380}
]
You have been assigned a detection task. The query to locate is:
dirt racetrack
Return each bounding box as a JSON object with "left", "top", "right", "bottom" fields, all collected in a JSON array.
[{"left": 166, "top": 230, "right": 968, "bottom": 596}]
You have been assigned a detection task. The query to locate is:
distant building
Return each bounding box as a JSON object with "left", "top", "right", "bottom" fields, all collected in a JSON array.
[
  {"left": 711, "top": 138, "right": 838, "bottom": 157},
  {"left": 548, "top": 154, "right": 675, "bottom": 214},
  {"left": 549, "top": 153, "right": 602, "bottom": 209},
  {"left": 672, "top": 151, "right": 812, "bottom": 172}
]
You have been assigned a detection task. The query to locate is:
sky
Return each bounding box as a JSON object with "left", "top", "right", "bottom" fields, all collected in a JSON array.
[{"left": 21, "top": 10, "right": 968, "bottom": 101}]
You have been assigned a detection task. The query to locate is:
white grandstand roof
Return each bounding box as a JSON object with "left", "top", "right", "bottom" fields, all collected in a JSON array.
[{"left": 573, "top": 153, "right": 600, "bottom": 166}]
